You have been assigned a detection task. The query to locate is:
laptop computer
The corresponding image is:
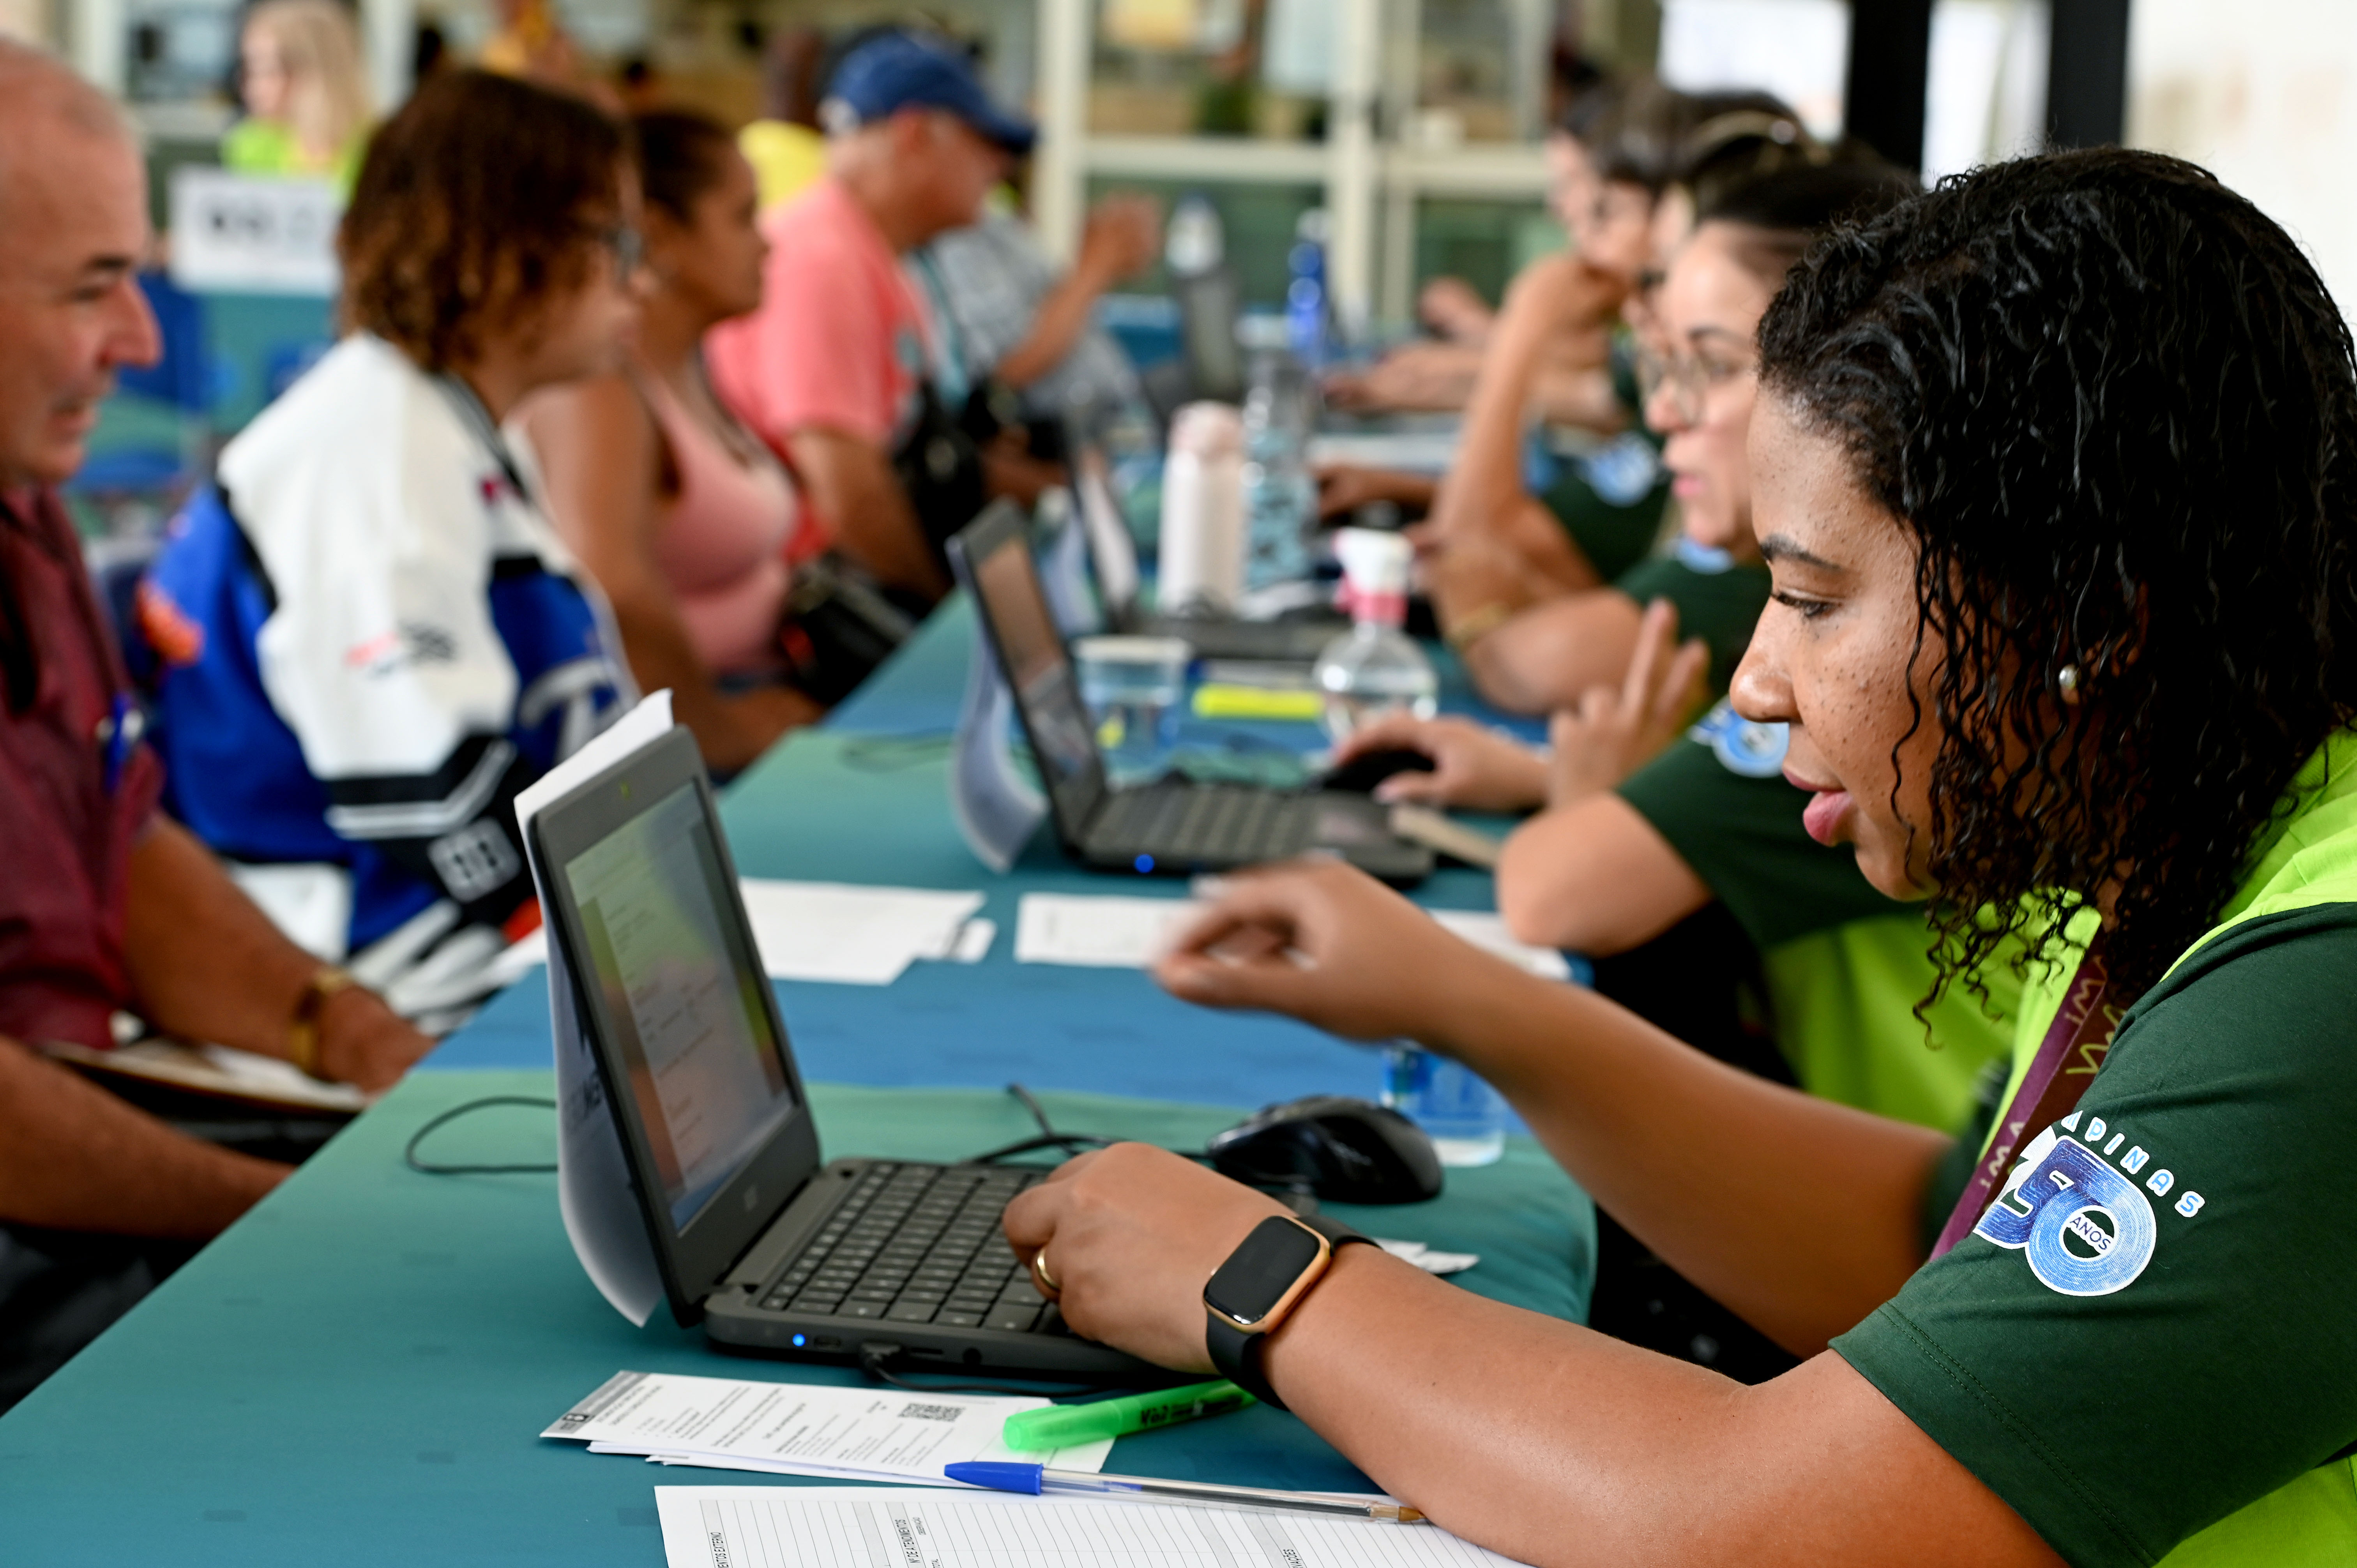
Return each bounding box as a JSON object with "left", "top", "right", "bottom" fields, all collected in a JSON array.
[
  {"left": 529, "top": 725, "right": 1158, "bottom": 1379},
  {"left": 1065, "top": 434, "right": 1346, "bottom": 665},
  {"left": 948, "top": 501, "right": 1432, "bottom": 885}
]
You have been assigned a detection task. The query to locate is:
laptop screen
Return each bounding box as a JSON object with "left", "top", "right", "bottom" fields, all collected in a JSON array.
[
  {"left": 1069, "top": 441, "right": 1139, "bottom": 622},
  {"left": 561, "top": 779, "right": 799, "bottom": 1231},
  {"left": 963, "top": 510, "right": 1109, "bottom": 831}
]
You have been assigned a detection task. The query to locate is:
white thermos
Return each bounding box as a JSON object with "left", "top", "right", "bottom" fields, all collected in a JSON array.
[{"left": 1157, "top": 402, "right": 1245, "bottom": 614}]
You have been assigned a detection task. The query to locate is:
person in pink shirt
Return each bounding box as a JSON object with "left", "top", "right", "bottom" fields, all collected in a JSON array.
[
  {"left": 526, "top": 109, "right": 824, "bottom": 775},
  {"left": 709, "top": 30, "right": 1032, "bottom": 606}
]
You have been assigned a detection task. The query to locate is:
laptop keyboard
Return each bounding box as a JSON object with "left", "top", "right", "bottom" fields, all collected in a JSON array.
[
  {"left": 758, "top": 1163, "right": 1066, "bottom": 1334},
  {"left": 1096, "top": 782, "right": 1309, "bottom": 864}
]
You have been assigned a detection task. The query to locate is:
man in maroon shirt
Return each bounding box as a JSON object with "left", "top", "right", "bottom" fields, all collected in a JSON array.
[{"left": 0, "top": 42, "right": 433, "bottom": 1407}]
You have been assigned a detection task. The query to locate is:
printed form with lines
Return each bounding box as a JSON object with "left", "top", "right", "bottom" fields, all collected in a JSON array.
[{"left": 655, "top": 1487, "right": 1528, "bottom": 1568}]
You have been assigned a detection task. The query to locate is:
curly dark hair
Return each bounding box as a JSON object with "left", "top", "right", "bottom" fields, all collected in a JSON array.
[
  {"left": 1758, "top": 147, "right": 2357, "bottom": 1000},
  {"left": 340, "top": 69, "right": 628, "bottom": 371}
]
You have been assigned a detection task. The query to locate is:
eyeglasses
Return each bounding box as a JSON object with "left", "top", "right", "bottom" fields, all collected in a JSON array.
[{"left": 1633, "top": 338, "right": 1756, "bottom": 426}]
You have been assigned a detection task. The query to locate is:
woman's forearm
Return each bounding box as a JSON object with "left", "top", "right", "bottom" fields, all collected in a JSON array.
[
  {"left": 1263, "top": 1247, "right": 2055, "bottom": 1568},
  {"left": 1495, "top": 793, "right": 1712, "bottom": 953},
  {"left": 1432, "top": 325, "right": 1555, "bottom": 544},
  {"left": 1452, "top": 590, "right": 1645, "bottom": 715},
  {"left": 1415, "top": 952, "right": 1945, "bottom": 1351}
]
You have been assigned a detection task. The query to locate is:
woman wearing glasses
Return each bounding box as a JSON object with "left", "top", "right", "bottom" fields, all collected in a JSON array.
[
  {"left": 1426, "top": 112, "right": 1878, "bottom": 717},
  {"left": 1328, "top": 160, "right": 2011, "bottom": 1382},
  {"left": 142, "top": 71, "right": 638, "bottom": 1031}
]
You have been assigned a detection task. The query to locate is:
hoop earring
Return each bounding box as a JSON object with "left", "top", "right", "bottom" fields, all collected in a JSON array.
[{"left": 2057, "top": 664, "right": 2083, "bottom": 706}]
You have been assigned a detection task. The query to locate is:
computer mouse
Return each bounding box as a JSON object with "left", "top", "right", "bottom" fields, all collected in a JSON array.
[
  {"left": 1207, "top": 1095, "right": 1443, "bottom": 1205},
  {"left": 1318, "top": 748, "right": 1435, "bottom": 795}
]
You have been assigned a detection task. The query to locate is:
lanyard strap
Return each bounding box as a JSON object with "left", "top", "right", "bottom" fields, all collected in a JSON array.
[{"left": 1929, "top": 938, "right": 2124, "bottom": 1259}]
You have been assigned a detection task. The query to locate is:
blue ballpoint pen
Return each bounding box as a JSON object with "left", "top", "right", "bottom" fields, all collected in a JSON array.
[{"left": 943, "top": 1462, "right": 1426, "bottom": 1523}]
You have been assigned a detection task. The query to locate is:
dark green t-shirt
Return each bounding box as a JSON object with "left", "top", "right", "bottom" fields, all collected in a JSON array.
[
  {"left": 1617, "top": 706, "right": 2014, "bottom": 1129},
  {"left": 1835, "top": 905, "right": 2357, "bottom": 1568},
  {"left": 1616, "top": 705, "right": 1894, "bottom": 951},
  {"left": 1539, "top": 459, "right": 1668, "bottom": 585},
  {"left": 1610, "top": 550, "right": 1772, "bottom": 695},
  {"left": 1533, "top": 333, "right": 1672, "bottom": 585}
]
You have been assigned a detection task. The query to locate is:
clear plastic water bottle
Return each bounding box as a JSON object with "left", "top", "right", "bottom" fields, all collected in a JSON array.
[
  {"left": 1240, "top": 350, "right": 1315, "bottom": 591},
  {"left": 1381, "top": 1045, "right": 1507, "bottom": 1167},
  {"left": 1314, "top": 528, "right": 1438, "bottom": 740}
]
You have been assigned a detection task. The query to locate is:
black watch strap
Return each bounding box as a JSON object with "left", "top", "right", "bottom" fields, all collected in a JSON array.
[{"left": 1204, "top": 1216, "right": 1374, "bottom": 1413}]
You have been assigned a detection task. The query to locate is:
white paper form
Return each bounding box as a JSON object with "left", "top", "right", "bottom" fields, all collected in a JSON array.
[
  {"left": 653, "top": 1487, "right": 1530, "bottom": 1568},
  {"left": 1014, "top": 893, "right": 1198, "bottom": 968},
  {"left": 515, "top": 690, "right": 678, "bottom": 1327},
  {"left": 735, "top": 881, "right": 984, "bottom": 986},
  {"left": 1014, "top": 893, "right": 1571, "bottom": 981},
  {"left": 545, "top": 1372, "right": 1112, "bottom": 1483},
  {"left": 475, "top": 886, "right": 992, "bottom": 988}
]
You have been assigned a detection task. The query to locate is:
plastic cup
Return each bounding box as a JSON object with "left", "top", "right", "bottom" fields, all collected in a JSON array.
[
  {"left": 1381, "top": 1044, "right": 1506, "bottom": 1166},
  {"left": 1073, "top": 635, "right": 1191, "bottom": 782}
]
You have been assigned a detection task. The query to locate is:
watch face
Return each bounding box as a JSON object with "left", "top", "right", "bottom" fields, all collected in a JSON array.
[{"left": 1203, "top": 1217, "right": 1327, "bottom": 1328}]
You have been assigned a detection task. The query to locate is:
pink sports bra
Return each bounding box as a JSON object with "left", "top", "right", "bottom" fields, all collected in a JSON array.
[{"left": 640, "top": 362, "right": 802, "bottom": 676}]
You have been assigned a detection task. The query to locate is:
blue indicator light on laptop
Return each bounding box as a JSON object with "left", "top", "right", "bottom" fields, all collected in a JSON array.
[
  {"left": 791, "top": 1333, "right": 806, "bottom": 1347},
  {"left": 1135, "top": 855, "right": 1154, "bottom": 874}
]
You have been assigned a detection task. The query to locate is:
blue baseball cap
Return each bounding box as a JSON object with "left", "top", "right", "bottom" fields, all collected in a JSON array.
[{"left": 823, "top": 30, "right": 1037, "bottom": 154}]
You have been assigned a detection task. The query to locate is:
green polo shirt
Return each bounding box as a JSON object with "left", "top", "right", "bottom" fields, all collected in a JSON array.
[
  {"left": 1610, "top": 549, "right": 1772, "bottom": 696},
  {"left": 1835, "top": 730, "right": 2357, "bottom": 1567},
  {"left": 1617, "top": 703, "right": 2017, "bottom": 1130},
  {"left": 1536, "top": 334, "right": 1672, "bottom": 584}
]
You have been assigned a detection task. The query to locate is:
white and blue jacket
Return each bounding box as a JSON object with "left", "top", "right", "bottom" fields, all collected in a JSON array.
[{"left": 145, "top": 335, "right": 631, "bottom": 1025}]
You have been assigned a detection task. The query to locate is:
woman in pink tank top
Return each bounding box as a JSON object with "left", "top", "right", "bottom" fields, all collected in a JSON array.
[{"left": 523, "top": 110, "right": 820, "bottom": 772}]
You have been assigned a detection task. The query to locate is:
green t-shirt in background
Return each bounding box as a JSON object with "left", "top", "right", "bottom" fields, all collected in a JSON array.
[
  {"left": 1611, "top": 549, "right": 1772, "bottom": 696},
  {"left": 1539, "top": 460, "right": 1669, "bottom": 585},
  {"left": 220, "top": 117, "right": 364, "bottom": 193},
  {"left": 1618, "top": 703, "right": 2016, "bottom": 1131}
]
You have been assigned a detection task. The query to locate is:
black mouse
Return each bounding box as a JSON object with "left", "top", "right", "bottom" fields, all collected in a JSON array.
[
  {"left": 1319, "top": 748, "right": 1435, "bottom": 795},
  {"left": 1208, "top": 1095, "right": 1443, "bottom": 1205}
]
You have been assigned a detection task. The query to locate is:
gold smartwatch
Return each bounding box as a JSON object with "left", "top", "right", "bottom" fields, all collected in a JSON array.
[{"left": 1202, "top": 1214, "right": 1375, "bottom": 1410}]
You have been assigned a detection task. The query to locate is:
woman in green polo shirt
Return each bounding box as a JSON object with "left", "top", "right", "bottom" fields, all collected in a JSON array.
[
  {"left": 1348, "top": 161, "right": 2011, "bottom": 1139},
  {"left": 1434, "top": 155, "right": 1917, "bottom": 714},
  {"left": 1003, "top": 148, "right": 2357, "bottom": 1565},
  {"left": 1342, "top": 158, "right": 2020, "bottom": 1384}
]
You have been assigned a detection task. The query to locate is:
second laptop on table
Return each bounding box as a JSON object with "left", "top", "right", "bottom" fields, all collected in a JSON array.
[{"left": 949, "top": 500, "right": 1431, "bottom": 885}]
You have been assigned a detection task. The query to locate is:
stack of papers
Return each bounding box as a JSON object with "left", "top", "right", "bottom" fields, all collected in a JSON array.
[
  {"left": 497, "top": 880, "right": 995, "bottom": 987},
  {"left": 652, "top": 1487, "right": 1526, "bottom": 1567},
  {"left": 1014, "top": 893, "right": 1570, "bottom": 981},
  {"left": 544, "top": 1372, "right": 1114, "bottom": 1483}
]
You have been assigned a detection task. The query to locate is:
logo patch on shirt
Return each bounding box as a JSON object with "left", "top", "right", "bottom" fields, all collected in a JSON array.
[
  {"left": 1974, "top": 1112, "right": 2204, "bottom": 1296},
  {"left": 1578, "top": 432, "right": 1661, "bottom": 506},
  {"left": 1688, "top": 699, "right": 1789, "bottom": 778}
]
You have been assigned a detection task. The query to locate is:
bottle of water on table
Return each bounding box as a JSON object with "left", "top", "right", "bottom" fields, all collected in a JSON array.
[
  {"left": 1314, "top": 528, "right": 1438, "bottom": 740},
  {"left": 1382, "top": 1045, "right": 1507, "bottom": 1167},
  {"left": 1240, "top": 349, "right": 1315, "bottom": 592}
]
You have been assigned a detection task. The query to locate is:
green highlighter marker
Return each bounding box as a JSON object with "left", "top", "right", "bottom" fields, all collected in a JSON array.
[{"left": 1001, "top": 1380, "right": 1256, "bottom": 1451}]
